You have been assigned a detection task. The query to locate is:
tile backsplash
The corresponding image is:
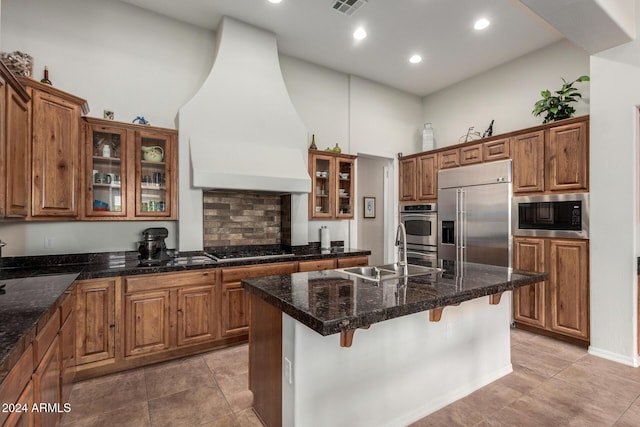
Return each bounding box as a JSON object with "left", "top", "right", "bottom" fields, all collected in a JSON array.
[{"left": 203, "top": 191, "right": 290, "bottom": 247}]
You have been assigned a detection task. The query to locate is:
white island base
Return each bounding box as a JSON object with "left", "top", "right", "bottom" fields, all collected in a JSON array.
[{"left": 280, "top": 294, "right": 512, "bottom": 427}]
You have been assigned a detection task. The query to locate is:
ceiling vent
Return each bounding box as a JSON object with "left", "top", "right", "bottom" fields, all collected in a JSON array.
[{"left": 331, "top": 0, "right": 367, "bottom": 16}]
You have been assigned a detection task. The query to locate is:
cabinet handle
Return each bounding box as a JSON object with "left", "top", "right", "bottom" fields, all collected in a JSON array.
[
  {"left": 177, "top": 309, "right": 183, "bottom": 313},
  {"left": 109, "top": 324, "right": 115, "bottom": 328}
]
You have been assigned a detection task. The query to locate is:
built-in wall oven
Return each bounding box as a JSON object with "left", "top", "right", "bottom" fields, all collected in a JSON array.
[
  {"left": 400, "top": 203, "right": 437, "bottom": 267},
  {"left": 512, "top": 193, "right": 589, "bottom": 239}
]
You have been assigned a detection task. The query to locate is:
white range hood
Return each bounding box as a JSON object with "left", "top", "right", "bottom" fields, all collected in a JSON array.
[{"left": 183, "top": 17, "right": 311, "bottom": 194}]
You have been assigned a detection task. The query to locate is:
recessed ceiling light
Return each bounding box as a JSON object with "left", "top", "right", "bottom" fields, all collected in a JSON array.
[
  {"left": 353, "top": 27, "right": 367, "bottom": 40},
  {"left": 268, "top": 0, "right": 282, "bottom": 3},
  {"left": 474, "top": 18, "right": 490, "bottom": 30},
  {"left": 409, "top": 55, "right": 422, "bottom": 64}
]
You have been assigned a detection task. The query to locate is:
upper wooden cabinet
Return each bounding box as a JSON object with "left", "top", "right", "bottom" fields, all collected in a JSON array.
[
  {"left": 309, "top": 150, "right": 356, "bottom": 219},
  {"left": 82, "top": 117, "right": 178, "bottom": 220},
  {"left": 399, "top": 153, "right": 437, "bottom": 203},
  {"left": 398, "top": 116, "right": 589, "bottom": 201},
  {"left": 512, "top": 130, "right": 545, "bottom": 194},
  {"left": 19, "top": 78, "right": 89, "bottom": 218},
  {"left": 547, "top": 120, "right": 588, "bottom": 192},
  {"left": 0, "top": 63, "right": 30, "bottom": 219}
]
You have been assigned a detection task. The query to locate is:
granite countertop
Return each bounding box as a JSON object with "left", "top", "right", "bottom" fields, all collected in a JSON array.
[
  {"left": 242, "top": 260, "right": 548, "bottom": 336},
  {"left": 0, "top": 246, "right": 369, "bottom": 382}
]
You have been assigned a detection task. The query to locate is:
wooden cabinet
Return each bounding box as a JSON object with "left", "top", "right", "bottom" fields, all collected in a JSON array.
[
  {"left": 20, "top": 78, "right": 89, "bottom": 218},
  {"left": 298, "top": 258, "right": 336, "bottom": 272},
  {"left": 32, "top": 335, "right": 60, "bottom": 427},
  {"left": 75, "top": 278, "right": 117, "bottom": 365},
  {"left": 177, "top": 285, "right": 218, "bottom": 347},
  {"left": 336, "top": 256, "right": 369, "bottom": 268},
  {"left": 399, "top": 157, "right": 417, "bottom": 201},
  {"left": 221, "top": 263, "right": 297, "bottom": 337},
  {"left": 123, "top": 270, "right": 218, "bottom": 358},
  {"left": 512, "top": 237, "right": 589, "bottom": 343},
  {"left": 513, "top": 117, "right": 589, "bottom": 194},
  {"left": 0, "top": 346, "right": 33, "bottom": 426},
  {"left": 309, "top": 150, "right": 356, "bottom": 219},
  {"left": 0, "top": 62, "right": 30, "bottom": 218},
  {"left": 547, "top": 120, "right": 588, "bottom": 192},
  {"left": 4, "top": 380, "right": 33, "bottom": 427},
  {"left": 483, "top": 138, "right": 510, "bottom": 162},
  {"left": 460, "top": 144, "right": 483, "bottom": 166},
  {"left": 438, "top": 148, "right": 460, "bottom": 169},
  {"left": 399, "top": 153, "right": 437, "bottom": 202},
  {"left": 513, "top": 237, "right": 546, "bottom": 328},
  {"left": 60, "top": 294, "right": 75, "bottom": 404},
  {"left": 512, "top": 130, "right": 545, "bottom": 194},
  {"left": 82, "top": 117, "right": 178, "bottom": 220}
]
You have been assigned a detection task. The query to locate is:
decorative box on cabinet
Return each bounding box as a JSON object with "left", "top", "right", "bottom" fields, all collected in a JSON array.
[
  {"left": 82, "top": 117, "right": 178, "bottom": 220},
  {"left": 19, "top": 78, "right": 89, "bottom": 218},
  {"left": 308, "top": 150, "right": 356, "bottom": 219}
]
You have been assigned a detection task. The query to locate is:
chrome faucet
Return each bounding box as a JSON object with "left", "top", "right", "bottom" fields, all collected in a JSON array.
[{"left": 395, "top": 223, "right": 408, "bottom": 274}]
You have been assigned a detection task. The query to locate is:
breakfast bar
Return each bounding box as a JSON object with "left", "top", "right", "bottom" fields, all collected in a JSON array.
[{"left": 243, "top": 261, "right": 547, "bottom": 427}]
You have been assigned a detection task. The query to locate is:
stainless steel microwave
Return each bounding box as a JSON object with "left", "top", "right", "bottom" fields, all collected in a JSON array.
[{"left": 512, "top": 193, "right": 589, "bottom": 239}]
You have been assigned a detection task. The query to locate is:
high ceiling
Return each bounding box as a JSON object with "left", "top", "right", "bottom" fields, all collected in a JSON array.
[{"left": 119, "top": 0, "right": 564, "bottom": 96}]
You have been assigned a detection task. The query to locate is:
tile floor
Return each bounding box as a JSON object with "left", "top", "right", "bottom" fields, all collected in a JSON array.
[{"left": 61, "top": 328, "right": 640, "bottom": 427}]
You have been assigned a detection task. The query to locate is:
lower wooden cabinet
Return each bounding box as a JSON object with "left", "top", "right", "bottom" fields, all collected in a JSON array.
[
  {"left": 177, "top": 285, "right": 219, "bottom": 346},
  {"left": 4, "top": 380, "right": 33, "bottom": 427},
  {"left": 123, "top": 270, "right": 218, "bottom": 358},
  {"left": 298, "top": 259, "right": 336, "bottom": 272},
  {"left": 32, "top": 335, "right": 61, "bottom": 427},
  {"left": 513, "top": 237, "right": 589, "bottom": 343},
  {"left": 124, "top": 289, "right": 171, "bottom": 357},
  {"left": 75, "top": 278, "right": 117, "bottom": 365},
  {"left": 336, "top": 256, "right": 369, "bottom": 268}
]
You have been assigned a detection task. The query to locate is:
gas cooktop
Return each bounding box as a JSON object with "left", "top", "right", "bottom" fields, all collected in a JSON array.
[{"left": 203, "top": 248, "right": 292, "bottom": 262}]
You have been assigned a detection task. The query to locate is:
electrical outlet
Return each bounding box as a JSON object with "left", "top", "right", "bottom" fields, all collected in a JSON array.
[
  {"left": 284, "top": 357, "right": 292, "bottom": 384},
  {"left": 44, "top": 237, "right": 56, "bottom": 249}
]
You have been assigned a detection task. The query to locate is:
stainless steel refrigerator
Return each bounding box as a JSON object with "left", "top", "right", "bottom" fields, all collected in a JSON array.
[{"left": 438, "top": 159, "right": 512, "bottom": 267}]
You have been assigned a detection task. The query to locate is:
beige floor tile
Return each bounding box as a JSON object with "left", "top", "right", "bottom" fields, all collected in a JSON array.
[
  {"left": 61, "top": 401, "right": 150, "bottom": 427},
  {"left": 458, "top": 378, "right": 523, "bottom": 417},
  {"left": 554, "top": 362, "right": 640, "bottom": 404},
  {"left": 200, "top": 414, "right": 241, "bottom": 427},
  {"left": 63, "top": 370, "right": 147, "bottom": 424},
  {"left": 511, "top": 345, "right": 574, "bottom": 379},
  {"left": 491, "top": 369, "right": 545, "bottom": 395},
  {"left": 575, "top": 353, "right": 640, "bottom": 384},
  {"left": 144, "top": 355, "right": 216, "bottom": 400},
  {"left": 509, "top": 328, "right": 538, "bottom": 347},
  {"left": 148, "top": 385, "right": 232, "bottom": 427},
  {"left": 409, "top": 399, "right": 485, "bottom": 426},
  {"left": 203, "top": 344, "right": 249, "bottom": 378},
  {"left": 528, "top": 334, "right": 588, "bottom": 362},
  {"left": 615, "top": 396, "right": 640, "bottom": 426},
  {"left": 235, "top": 408, "right": 266, "bottom": 427}
]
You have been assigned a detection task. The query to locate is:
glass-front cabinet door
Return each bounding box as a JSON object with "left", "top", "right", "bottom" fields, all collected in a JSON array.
[
  {"left": 309, "top": 152, "right": 334, "bottom": 219},
  {"left": 336, "top": 157, "right": 354, "bottom": 219},
  {"left": 136, "top": 130, "right": 173, "bottom": 217},
  {"left": 85, "top": 124, "right": 129, "bottom": 217}
]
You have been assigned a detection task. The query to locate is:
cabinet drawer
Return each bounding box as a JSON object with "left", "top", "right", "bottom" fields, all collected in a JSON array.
[
  {"left": 438, "top": 149, "right": 460, "bottom": 169},
  {"left": 298, "top": 259, "right": 337, "bottom": 272},
  {"left": 222, "top": 262, "right": 297, "bottom": 283},
  {"left": 460, "top": 144, "right": 482, "bottom": 165},
  {"left": 0, "top": 345, "right": 33, "bottom": 426},
  {"left": 336, "top": 256, "right": 369, "bottom": 268},
  {"left": 34, "top": 310, "right": 60, "bottom": 367},
  {"left": 125, "top": 269, "right": 216, "bottom": 293},
  {"left": 483, "top": 138, "right": 510, "bottom": 161}
]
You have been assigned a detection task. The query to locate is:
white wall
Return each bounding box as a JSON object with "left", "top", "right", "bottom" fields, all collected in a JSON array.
[
  {"left": 0, "top": 0, "right": 215, "bottom": 256},
  {"left": 423, "top": 40, "right": 590, "bottom": 149},
  {"left": 588, "top": 7, "right": 640, "bottom": 364},
  {"left": 357, "top": 156, "right": 389, "bottom": 264}
]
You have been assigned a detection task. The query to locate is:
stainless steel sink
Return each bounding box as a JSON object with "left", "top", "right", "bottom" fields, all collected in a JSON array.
[{"left": 337, "top": 263, "right": 441, "bottom": 282}]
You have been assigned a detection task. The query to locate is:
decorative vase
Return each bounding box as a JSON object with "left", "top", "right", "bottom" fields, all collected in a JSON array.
[
  {"left": 422, "top": 123, "right": 434, "bottom": 151},
  {"left": 332, "top": 143, "right": 341, "bottom": 153},
  {"left": 310, "top": 134, "right": 317, "bottom": 150}
]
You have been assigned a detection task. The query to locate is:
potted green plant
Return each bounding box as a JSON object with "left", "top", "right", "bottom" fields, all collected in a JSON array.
[{"left": 532, "top": 75, "right": 590, "bottom": 123}]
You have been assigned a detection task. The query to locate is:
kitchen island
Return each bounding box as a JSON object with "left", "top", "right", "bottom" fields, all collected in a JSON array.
[{"left": 243, "top": 261, "right": 547, "bottom": 427}]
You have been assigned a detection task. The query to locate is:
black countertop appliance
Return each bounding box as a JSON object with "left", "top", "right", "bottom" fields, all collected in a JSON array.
[{"left": 138, "top": 227, "right": 170, "bottom": 265}]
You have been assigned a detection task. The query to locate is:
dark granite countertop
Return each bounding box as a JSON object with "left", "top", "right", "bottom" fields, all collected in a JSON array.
[
  {"left": 0, "top": 246, "right": 369, "bottom": 382},
  {"left": 242, "top": 260, "right": 548, "bottom": 336},
  {"left": 0, "top": 272, "right": 79, "bottom": 383}
]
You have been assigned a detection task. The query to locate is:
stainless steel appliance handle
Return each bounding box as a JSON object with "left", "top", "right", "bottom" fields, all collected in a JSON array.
[
  {"left": 460, "top": 189, "right": 465, "bottom": 263},
  {"left": 455, "top": 189, "right": 461, "bottom": 263}
]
